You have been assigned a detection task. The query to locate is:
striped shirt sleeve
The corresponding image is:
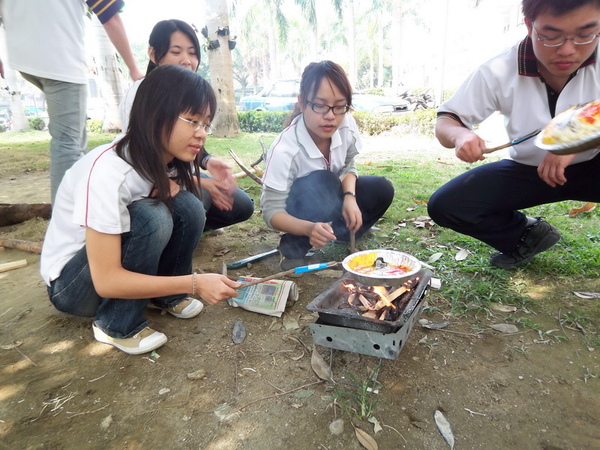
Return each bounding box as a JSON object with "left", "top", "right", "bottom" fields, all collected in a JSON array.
[{"left": 85, "top": 0, "right": 124, "bottom": 24}]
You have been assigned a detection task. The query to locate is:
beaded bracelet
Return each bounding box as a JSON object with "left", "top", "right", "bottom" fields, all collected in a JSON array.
[{"left": 192, "top": 272, "right": 197, "bottom": 297}]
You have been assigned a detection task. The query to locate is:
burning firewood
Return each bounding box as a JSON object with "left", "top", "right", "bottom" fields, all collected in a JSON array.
[{"left": 340, "top": 277, "right": 419, "bottom": 321}]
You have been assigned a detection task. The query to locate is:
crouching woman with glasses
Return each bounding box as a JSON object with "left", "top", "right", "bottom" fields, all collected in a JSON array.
[
  {"left": 41, "top": 65, "right": 241, "bottom": 355},
  {"left": 260, "top": 60, "right": 395, "bottom": 271}
]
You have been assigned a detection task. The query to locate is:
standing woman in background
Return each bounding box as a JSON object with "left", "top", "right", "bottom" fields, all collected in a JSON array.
[
  {"left": 41, "top": 66, "right": 241, "bottom": 355},
  {"left": 261, "top": 60, "right": 395, "bottom": 271},
  {"left": 119, "top": 19, "right": 254, "bottom": 232}
]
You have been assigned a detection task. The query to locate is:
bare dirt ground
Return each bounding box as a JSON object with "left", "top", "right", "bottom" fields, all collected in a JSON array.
[{"left": 0, "top": 133, "right": 598, "bottom": 450}]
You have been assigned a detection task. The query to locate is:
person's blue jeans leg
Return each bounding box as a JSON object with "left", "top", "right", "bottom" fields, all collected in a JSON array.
[
  {"left": 152, "top": 190, "right": 205, "bottom": 306},
  {"left": 279, "top": 171, "right": 343, "bottom": 259},
  {"left": 49, "top": 198, "right": 176, "bottom": 338},
  {"left": 279, "top": 171, "right": 394, "bottom": 258},
  {"left": 21, "top": 73, "right": 87, "bottom": 204},
  {"left": 198, "top": 173, "right": 254, "bottom": 230},
  {"left": 332, "top": 175, "right": 394, "bottom": 241}
]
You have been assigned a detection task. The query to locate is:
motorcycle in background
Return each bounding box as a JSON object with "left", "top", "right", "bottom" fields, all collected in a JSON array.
[{"left": 399, "top": 89, "right": 436, "bottom": 111}]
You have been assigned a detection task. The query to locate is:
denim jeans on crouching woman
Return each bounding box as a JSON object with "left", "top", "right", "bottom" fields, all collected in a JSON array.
[
  {"left": 279, "top": 170, "right": 395, "bottom": 259},
  {"left": 47, "top": 191, "right": 205, "bottom": 338}
]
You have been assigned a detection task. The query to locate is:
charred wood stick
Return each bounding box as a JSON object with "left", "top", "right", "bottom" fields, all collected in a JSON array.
[
  {"left": 0, "top": 203, "right": 51, "bottom": 227},
  {"left": 0, "top": 238, "right": 43, "bottom": 254},
  {"left": 387, "top": 286, "right": 408, "bottom": 302},
  {"left": 229, "top": 149, "right": 263, "bottom": 185},
  {"left": 350, "top": 231, "right": 356, "bottom": 254}
]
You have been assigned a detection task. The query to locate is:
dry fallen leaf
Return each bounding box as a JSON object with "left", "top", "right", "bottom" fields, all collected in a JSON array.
[
  {"left": 568, "top": 202, "right": 596, "bottom": 217},
  {"left": 434, "top": 410, "right": 455, "bottom": 449},
  {"left": 428, "top": 252, "right": 443, "bottom": 263},
  {"left": 213, "top": 247, "right": 231, "bottom": 257},
  {"left": 311, "top": 345, "right": 332, "bottom": 381},
  {"left": 490, "top": 323, "right": 519, "bottom": 333},
  {"left": 368, "top": 416, "right": 383, "bottom": 433},
  {"left": 490, "top": 302, "right": 518, "bottom": 313},
  {"left": 455, "top": 248, "right": 470, "bottom": 261},
  {"left": 573, "top": 291, "right": 600, "bottom": 299},
  {"left": 353, "top": 424, "right": 378, "bottom": 450}
]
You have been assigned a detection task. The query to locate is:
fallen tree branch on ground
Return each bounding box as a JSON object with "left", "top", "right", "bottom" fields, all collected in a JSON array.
[
  {"left": 0, "top": 203, "right": 51, "bottom": 227},
  {"left": 0, "top": 238, "right": 43, "bottom": 254},
  {"left": 229, "top": 149, "right": 263, "bottom": 185}
]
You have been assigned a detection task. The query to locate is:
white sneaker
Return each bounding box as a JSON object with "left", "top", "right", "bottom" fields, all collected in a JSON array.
[
  {"left": 92, "top": 324, "right": 167, "bottom": 355},
  {"left": 148, "top": 297, "right": 204, "bottom": 319}
]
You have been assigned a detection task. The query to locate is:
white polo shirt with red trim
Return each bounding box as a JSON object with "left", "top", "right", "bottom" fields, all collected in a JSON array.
[{"left": 40, "top": 143, "right": 153, "bottom": 285}]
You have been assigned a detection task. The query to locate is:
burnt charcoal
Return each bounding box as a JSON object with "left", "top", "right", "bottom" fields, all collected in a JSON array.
[{"left": 360, "top": 291, "right": 380, "bottom": 302}]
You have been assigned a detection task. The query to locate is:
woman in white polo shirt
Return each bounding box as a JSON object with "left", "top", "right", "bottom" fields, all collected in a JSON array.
[
  {"left": 261, "top": 60, "right": 395, "bottom": 270},
  {"left": 41, "top": 66, "right": 241, "bottom": 355},
  {"left": 119, "top": 19, "right": 254, "bottom": 233}
]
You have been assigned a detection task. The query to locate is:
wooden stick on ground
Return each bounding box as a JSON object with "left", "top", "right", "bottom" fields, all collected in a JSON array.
[
  {"left": 0, "top": 239, "right": 43, "bottom": 254},
  {"left": 229, "top": 149, "right": 263, "bottom": 185},
  {"left": 0, "top": 259, "right": 28, "bottom": 273}
]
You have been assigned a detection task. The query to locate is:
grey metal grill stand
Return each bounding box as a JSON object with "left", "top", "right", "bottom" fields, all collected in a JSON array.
[{"left": 308, "top": 291, "right": 426, "bottom": 360}]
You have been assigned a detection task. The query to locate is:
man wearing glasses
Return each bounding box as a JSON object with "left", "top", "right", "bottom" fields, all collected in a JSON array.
[{"left": 428, "top": 0, "right": 600, "bottom": 270}]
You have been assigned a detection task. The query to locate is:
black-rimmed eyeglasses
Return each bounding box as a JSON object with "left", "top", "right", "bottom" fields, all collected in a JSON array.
[{"left": 306, "top": 101, "right": 350, "bottom": 115}]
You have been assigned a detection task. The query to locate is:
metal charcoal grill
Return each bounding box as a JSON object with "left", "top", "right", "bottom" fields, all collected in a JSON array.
[{"left": 306, "top": 269, "right": 431, "bottom": 360}]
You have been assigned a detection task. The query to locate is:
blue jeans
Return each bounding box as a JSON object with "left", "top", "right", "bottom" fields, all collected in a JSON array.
[
  {"left": 279, "top": 170, "right": 395, "bottom": 259},
  {"left": 47, "top": 191, "right": 205, "bottom": 338},
  {"left": 427, "top": 156, "right": 600, "bottom": 254},
  {"left": 21, "top": 73, "right": 87, "bottom": 204},
  {"left": 198, "top": 173, "right": 254, "bottom": 230}
]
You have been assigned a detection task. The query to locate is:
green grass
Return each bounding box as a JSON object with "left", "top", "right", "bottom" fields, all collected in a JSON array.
[
  {"left": 0, "top": 130, "right": 116, "bottom": 176},
  {"left": 2, "top": 129, "right": 598, "bottom": 345}
]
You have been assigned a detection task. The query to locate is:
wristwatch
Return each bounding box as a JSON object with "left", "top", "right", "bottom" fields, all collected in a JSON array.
[{"left": 343, "top": 191, "right": 356, "bottom": 197}]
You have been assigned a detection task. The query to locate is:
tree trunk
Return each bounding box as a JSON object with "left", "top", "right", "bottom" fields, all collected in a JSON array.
[
  {"left": 390, "top": 2, "right": 403, "bottom": 96},
  {"left": 204, "top": 0, "right": 241, "bottom": 137},
  {"left": 0, "top": 26, "right": 28, "bottom": 131},
  {"left": 377, "top": 11, "right": 384, "bottom": 88},
  {"left": 91, "top": 15, "right": 124, "bottom": 132},
  {"left": 346, "top": 0, "right": 357, "bottom": 88}
]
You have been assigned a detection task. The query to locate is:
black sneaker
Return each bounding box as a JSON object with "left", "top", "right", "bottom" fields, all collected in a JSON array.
[{"left": 490, "top": 219, "right": 561, "bottom": 270}]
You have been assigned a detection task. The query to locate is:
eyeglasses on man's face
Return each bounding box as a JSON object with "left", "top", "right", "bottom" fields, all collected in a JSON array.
[
  {"left": 306, "top": 100, "right": 350, "bottom": 115},
  {"left": 533, "top": 24, "right": 600, "bottom": 47},
  {"left": 178, "top": 116, "right": 212, "bottom": 134}
]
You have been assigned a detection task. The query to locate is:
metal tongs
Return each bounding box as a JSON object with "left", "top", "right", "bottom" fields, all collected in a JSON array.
[{"left": 482, "top": 128, "right": 542, "bottom": 154}]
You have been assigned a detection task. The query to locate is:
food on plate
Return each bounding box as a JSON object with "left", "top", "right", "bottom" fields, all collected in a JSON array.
[
  {"left": 346, "top": 252, "right": 411, "bottom": 276},
  {"left": 541, "top": 100, "right": 600, "bottom": 145}
]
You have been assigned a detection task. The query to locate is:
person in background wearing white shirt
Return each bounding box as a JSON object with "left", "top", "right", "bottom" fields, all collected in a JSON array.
[
  {"left": 119, "top": 19, "right": 254, "bottom": 233},
  {"left": 0, "top": 0, "right": 143, "bottom": 203}
]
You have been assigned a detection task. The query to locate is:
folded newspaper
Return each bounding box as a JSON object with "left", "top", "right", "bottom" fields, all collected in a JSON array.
[{"left": 228, "top": 277, "right": 299, "bottom": 317}]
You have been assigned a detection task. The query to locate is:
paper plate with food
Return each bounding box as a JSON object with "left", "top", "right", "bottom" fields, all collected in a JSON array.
[{"left": 535, "top": 100, "right": 600, "bottom": 155}]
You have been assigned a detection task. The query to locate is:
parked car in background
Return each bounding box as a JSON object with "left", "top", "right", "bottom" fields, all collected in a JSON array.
[
  {"left": 239, "top": 78, "right": 411, "bottom": 114},
  {"left": 352, "top": 92, "right": 410, "bottom": 113},
  {"left": 238, "top": 79, "right": 300, "bottom": 111}
]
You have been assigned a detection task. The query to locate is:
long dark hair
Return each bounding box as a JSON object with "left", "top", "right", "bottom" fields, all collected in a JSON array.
[
  {"left": 285, "top": 60, "right": 353, "bottom": 126},
  {"left": 146, "top": 19, "right": 201, "bottom": 75},
  {"left": 116, "top": 65, "right": 217, "bottom": 204}
]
